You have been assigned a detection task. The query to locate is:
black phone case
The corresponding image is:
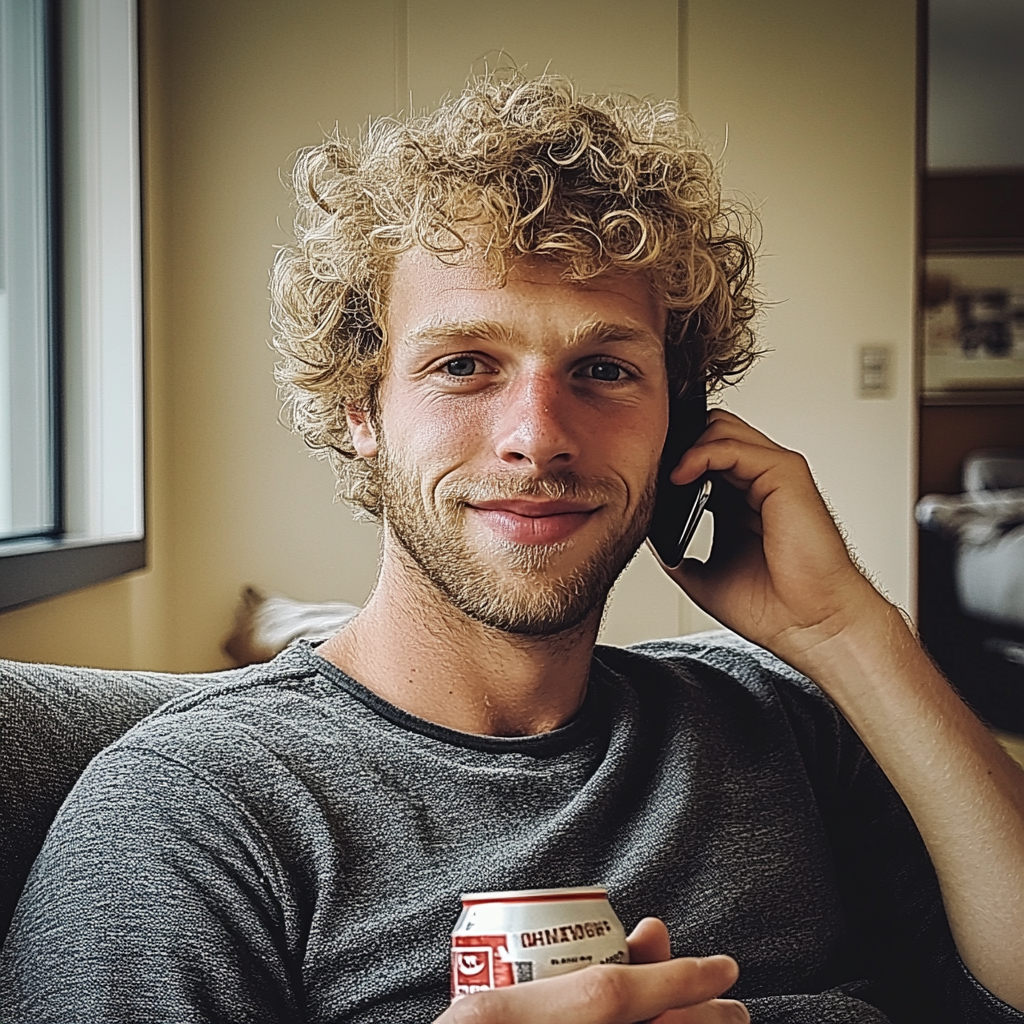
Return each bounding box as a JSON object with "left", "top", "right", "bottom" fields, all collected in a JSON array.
[{"left": 647, "top": 388, "right": 711, "bottom": 569}]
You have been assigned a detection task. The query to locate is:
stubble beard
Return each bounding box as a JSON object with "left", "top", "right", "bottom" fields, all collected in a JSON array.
[{"left": 376, "top": 440, "right": 655, "bottom": 637}]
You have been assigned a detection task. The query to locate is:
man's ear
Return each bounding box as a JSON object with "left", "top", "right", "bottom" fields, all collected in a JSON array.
[{"left": 346, "top": 406, "right": 379, "bottom": 458}]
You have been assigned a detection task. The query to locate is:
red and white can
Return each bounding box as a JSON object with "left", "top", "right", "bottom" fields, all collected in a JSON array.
[{"left": 450, "top": 886, "right": 629, "bottom": 1001}]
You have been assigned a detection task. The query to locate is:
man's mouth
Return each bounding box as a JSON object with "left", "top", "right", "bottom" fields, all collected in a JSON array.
[{"left": 465, "top": 498, "right": 601, "bottom": 545}]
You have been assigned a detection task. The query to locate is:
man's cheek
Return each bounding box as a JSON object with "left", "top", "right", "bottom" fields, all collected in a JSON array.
[{"left": 405, "top": 409, "right": 495, "bottom": 469}]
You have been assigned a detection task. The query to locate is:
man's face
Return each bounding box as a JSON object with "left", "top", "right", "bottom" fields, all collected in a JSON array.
[{"left": 354, "top": 248, "right": 670, "bottom": 635}]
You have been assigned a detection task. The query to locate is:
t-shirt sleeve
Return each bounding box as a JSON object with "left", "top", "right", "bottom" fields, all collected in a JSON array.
[
  {"left": 771, "top": 668, "right": 1024, "bottom": 1024},
  {"left": 0, "top": 743, "right": 302, "bottom": 1024}
]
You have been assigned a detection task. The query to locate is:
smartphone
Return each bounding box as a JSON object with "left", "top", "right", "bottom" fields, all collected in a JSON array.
[{"left": 646, "top": 385, "right": 712, "bottom": 569}]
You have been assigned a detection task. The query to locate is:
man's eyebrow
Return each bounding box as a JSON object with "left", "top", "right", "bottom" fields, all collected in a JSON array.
[
  {"left": 404, "top": 319, "right": 514, "bottom": 348},
  {"left": 569, "top": 320, "right": 663, "bottom": 349},
  {"left": 403, "top": 318, "right": 662, "bottom": 350}
]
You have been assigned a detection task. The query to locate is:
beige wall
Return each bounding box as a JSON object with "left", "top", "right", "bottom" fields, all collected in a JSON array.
[
  {"left": 688, "top": 0, "right": 918, "bottom": 612},
  {"left": 0, "top": 0, "right": 918, "bottom": 669}
]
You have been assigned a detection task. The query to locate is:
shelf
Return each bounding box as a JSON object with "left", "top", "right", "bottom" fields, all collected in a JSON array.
[{"left": 921, "top": 390, "right": 1024, "bottom": 406}]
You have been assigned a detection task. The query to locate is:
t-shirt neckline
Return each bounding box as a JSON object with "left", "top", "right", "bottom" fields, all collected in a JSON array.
[{"left": 294, "top": 639, "right": 605, "bottom": 758}]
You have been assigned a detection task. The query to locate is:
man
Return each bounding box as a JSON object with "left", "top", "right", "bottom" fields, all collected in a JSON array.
[{"left": 2, "top": 74, "right": 1022, "bottom": 1023}]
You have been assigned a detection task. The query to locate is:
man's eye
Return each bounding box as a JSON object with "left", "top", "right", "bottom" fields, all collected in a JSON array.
[
  {"left": 587, "top": 362, "right": 624, "bottom": 381},
  {"left": 444, "top": 357, "right": 477, "bottom": 377}
]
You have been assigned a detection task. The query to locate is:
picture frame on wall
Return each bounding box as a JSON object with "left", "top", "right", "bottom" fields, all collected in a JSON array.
[
  {"left": 923, "top": 253, "right": 1024, "bottom": 398},
  {"left": 921, "top": 172, "right": 1024, "bottom": 405}
]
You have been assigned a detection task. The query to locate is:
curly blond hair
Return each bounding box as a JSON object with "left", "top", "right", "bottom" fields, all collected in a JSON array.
[{"left": 271, "top": 72, "right": 760, "bottom": 517}]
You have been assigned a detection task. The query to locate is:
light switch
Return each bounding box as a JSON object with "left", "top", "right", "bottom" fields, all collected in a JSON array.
[{"left": 858, "top": 344, "right": 893, "bottom": 399}]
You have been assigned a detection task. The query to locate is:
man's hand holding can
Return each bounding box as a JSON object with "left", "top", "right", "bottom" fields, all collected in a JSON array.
[{"left": 442, "top": 897, "right": 747, "bottom": 1024}]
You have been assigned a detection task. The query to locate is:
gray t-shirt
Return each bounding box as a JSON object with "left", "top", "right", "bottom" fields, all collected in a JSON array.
[{"left": 1, "top": 634, "right": 1020, "bottom": 1023}]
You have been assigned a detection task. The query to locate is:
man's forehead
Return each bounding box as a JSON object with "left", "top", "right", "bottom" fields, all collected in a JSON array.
[{"left": 387, "top": 246, "right": 666, "bottom": 339}]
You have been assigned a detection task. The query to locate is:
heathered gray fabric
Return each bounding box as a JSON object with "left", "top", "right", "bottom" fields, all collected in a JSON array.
[
  {"left": 1, "top": 633, "right": 1020, "bottom": 1024},
  {"left": 0, "top": 658, "right": 246, "bottom": 942}
]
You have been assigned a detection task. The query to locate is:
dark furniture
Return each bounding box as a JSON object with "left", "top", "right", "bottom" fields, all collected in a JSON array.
[
  {"left": 919, "top": 528, "right": 1024, "bottom": 733},
  {"left": 917, "top": 172, "right": 1024, "bottom": 733}
]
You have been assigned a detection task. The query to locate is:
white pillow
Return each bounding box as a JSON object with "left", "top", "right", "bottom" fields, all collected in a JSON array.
[{"left": 223, "top": 586, "right": 360, "bottom": 665}]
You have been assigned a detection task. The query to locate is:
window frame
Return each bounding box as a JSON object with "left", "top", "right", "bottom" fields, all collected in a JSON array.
[{"left": 0, "top": 0, "right": 145, "bottom": 614}]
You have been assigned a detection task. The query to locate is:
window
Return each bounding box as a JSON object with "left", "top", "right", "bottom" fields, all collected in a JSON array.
[
  {"left": 0, "top": 0, "right": 56, "bottom": 543},
  {"left": 0, "top": 0, "right": 144, "bottom": 613}
]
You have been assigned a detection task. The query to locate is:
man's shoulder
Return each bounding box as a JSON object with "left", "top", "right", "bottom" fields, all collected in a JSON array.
[
  {"left": 599, "top": 629, "right": 820, "bottom": 699},
  {"left": 594, "top": 632, "right": 873, "bottom": 809},
  {"left": 30, "top": 642, "right": 387, "bottom": 899},
  {"left": 92, "top": 642, "right": 346, "bottom": 783},
  {"left": 595, "top": 630, "right": 848, "bottom": 750}
]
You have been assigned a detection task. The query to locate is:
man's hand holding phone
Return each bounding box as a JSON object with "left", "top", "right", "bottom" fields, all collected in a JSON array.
[
  {"left": 658, "top": 408, "right": 883, "bottom": 672},
  {"left": 436, "top": 918, "right": 747, "bottom": 1024}
]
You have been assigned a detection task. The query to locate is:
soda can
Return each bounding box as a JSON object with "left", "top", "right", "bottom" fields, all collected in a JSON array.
[{"left": 450, "top": 885, "right": 629, "bottom": 1001}]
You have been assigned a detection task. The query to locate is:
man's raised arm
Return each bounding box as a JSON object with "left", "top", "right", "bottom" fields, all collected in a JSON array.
[{"left": 666, "top": 409, "right": 1024, "bottom": 1012}]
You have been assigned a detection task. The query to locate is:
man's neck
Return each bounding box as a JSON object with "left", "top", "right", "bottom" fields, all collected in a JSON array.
[{"left": 316, "top": 542, "right": 602, "bottom": 738}]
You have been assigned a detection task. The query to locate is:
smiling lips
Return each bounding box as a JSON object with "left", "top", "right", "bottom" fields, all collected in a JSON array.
[{"left": 466, "top": 499, "right": 600, "bottom": 545}]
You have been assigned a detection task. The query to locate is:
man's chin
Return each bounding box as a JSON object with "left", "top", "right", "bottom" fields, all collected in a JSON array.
[
  {"left": 471, "top": 536, "right": 575, "bottom": 574},
  {"left": 444, "top": 577, "right": 606, "bottom": 637},
  {"left": 417, "top": 536, "right": 628, "bottom": 637}
]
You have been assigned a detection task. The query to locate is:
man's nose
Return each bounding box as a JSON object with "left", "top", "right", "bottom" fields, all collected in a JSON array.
[{"left": 492, "top": 371, "right": 579, "bottom": 470}]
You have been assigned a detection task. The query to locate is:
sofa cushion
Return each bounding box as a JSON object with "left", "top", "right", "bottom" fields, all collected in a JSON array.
[{"left": 0, "top": 659, "right": 246, "bottom": 945}]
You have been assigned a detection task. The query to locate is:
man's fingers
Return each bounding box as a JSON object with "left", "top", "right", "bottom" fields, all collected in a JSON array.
[
  {"left": 669, "top": 410, "right": 813, "bottom": 513},
  {"left": 627, "top": 916, "right": 672, "bottom": 964},
  {"left": 443, "top": 956, "right": 740, "bottom": 1024},
  {"left": 654, "top": 999, "right": 750, "bottom": 1024},
  {"left": 672, "top": 438, "right": 813, "bottom": 510},
  {"left": 624, "top": 920, "right": 745, "bottom": 1024},
  {"left": 705, "top": 472, "right": 762, "bottom": 537},
  {"left": 704, "top": 409, "right": 785, "bottom": 452}
]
